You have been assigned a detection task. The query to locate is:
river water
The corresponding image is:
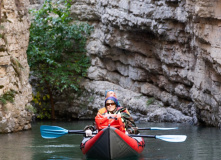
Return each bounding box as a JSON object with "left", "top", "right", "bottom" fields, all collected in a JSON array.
[{"left": 0, "top": 121, "right": 221, "bottom": 160}]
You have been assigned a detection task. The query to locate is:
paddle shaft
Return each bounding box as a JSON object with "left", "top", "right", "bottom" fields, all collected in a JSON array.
[
  {"left": 68, "top": 130, "right": 85, "bottom": 134},
  {"left": 68, "top": 127, "right": 178, "bottom": 132},
  {"left": 68, "top": 130, "right": 97, "bottom": 135},
  {"left": 129, "top": 134, "right": 155, "bottom": 138},
  {"left": 138, "top": 128, "right": 152, "bottom": 130}
]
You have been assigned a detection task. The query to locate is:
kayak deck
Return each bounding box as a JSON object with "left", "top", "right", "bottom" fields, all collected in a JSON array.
[{"left": 80, "top": 126, "right": 145, "bottom": 159}]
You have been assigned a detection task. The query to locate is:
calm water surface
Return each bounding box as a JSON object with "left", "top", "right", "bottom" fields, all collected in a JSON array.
[{"left": 0, "top": 121, "right": 221, "bottom": 160}]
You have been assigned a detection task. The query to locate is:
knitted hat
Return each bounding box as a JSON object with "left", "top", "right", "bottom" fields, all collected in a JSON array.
[
  {"left": 104, "top": 89, "right": 114, "bottom": 97},
  {"left": 105, "top": 96, "right": 120, "bottom": 108}
]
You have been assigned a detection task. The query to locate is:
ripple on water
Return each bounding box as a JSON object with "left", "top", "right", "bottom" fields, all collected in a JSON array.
[
  {"left": 29, "top": 144, "right": 78, "bottom": 148},
  {"left": 44, "top": 150, "right": 55, "bottom": 153},
  {"left": 44, "top": 144, "right": 77, "bottom": 148}
]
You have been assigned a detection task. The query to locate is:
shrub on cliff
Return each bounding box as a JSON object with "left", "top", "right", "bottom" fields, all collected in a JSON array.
[{"left": 27, "top": 0, "right": 93, "bottom": 119}]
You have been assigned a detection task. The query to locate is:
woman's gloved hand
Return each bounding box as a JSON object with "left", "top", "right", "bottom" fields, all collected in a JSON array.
[{"left": 85, "top": 129, "right": 92, "bottom": 137}]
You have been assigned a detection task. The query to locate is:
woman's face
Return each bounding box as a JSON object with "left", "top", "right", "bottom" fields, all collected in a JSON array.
[{"left": 105, "top": 100, "right": 116, "bottom": 112}]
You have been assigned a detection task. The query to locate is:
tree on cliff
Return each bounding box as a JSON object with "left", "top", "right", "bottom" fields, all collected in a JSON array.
[{"left": 27, "top": 0, "right": 93, "bottom": 120}]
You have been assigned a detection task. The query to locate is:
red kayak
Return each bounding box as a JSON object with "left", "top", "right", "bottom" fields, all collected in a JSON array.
[
  {"left": 80, "top": 114, "right": 145, "bottom": 159},
  {"left": 40, "top": 117, "right": 186, "bottom": 159}
]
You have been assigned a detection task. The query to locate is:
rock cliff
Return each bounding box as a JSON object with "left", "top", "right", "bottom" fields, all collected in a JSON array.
[
  {"left": 0, "top": 0, "right": 32, "bottom": 133},
  {"left": 64, "top": 0, "right": 221, "bottom": 127},
  {"left": 24, "top": 0, "right": 221, "bottom": 128}
]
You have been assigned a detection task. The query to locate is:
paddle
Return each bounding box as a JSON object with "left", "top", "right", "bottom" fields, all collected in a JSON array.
[
  {"left": 40, "top": 125, "right": 177, "bottom": 138},
  {"left": 129, "top": 134, "right": 187, "bottom": 142},
  {"left": 40, "top": 125, "right": 88, "bottom": 139},
  {"left": 138, "top": 127, "right": 178, "bottom": 131},
  {"left": 40, "top": 125, "right": 186, "bottom": 142}
]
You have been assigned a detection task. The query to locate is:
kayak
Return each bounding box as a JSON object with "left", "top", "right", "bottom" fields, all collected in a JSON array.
[
  {"left": 40, "top": 118, "right": 187, "bottom": 159},
  {"left": 80, "top": 126, "right": 145, "bottom": 159},
  {"left": 80, "top": 114, "right": 145, "bottom": 159}
]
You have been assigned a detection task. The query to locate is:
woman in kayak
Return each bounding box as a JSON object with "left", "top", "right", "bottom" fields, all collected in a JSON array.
[
  {"left": 98, "top": 90, "right": 130, "bottom": 115},
  {"left": 85, "top": 96, "right": 139, "bottom": 135},
  {"left": 103, "top": 96, "right": 139, "bottom": 134}
]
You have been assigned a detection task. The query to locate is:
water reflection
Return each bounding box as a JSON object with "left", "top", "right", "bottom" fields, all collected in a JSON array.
[
  {"left": 0, "top": 121, "right": 221, "bottom": 160},
  {"left": 0, "top": 131, "right": 33, "bottom": 160}
]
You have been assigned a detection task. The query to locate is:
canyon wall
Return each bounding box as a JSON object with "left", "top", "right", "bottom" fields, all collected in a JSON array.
[
  {"left": 59, "top": 0, "right": 221, "bottom": 127},
  {"left": 0, "top": 0, "right": 32, "bottom": 133},
  {"left": 7, "top": 0, "right": 220, "bottom": 128}
]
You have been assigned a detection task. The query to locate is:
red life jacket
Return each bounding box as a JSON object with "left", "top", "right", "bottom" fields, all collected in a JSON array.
[{"left": 95, "top": 113, "right": 125, "bottom": 133}]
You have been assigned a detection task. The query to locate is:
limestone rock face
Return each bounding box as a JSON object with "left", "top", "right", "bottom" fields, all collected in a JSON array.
[
  {"left": 0, "top": 0, "right": 32, "bottom": 133},
  {"left": 66, "top": 0, "right": 221, "bottom": 127},
  {"left": 27, "top": 0, "right": 221, "bottom": 127}
]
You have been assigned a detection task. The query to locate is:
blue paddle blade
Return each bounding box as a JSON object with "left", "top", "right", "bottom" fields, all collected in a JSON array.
[
  {"left": 129, "top": 134, "right": 187, "bottom": 142},
  {"left": 40, "top": 125, "right": 68, "bottom": 139},
  {"left": 138, "top": 127, "right": 178, "bottom": 130},
  {"left": 156, "top": 135, "right": 187, "bottom": 142}
]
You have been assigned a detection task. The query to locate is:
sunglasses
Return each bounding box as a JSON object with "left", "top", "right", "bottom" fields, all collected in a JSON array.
[{"left": 105, "top": 103, "right": 116, "bottom": 107}]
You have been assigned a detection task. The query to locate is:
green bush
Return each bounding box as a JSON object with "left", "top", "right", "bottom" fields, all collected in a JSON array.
[{"left": 27, "top": 0, "right": 93, "bottom": 119}]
